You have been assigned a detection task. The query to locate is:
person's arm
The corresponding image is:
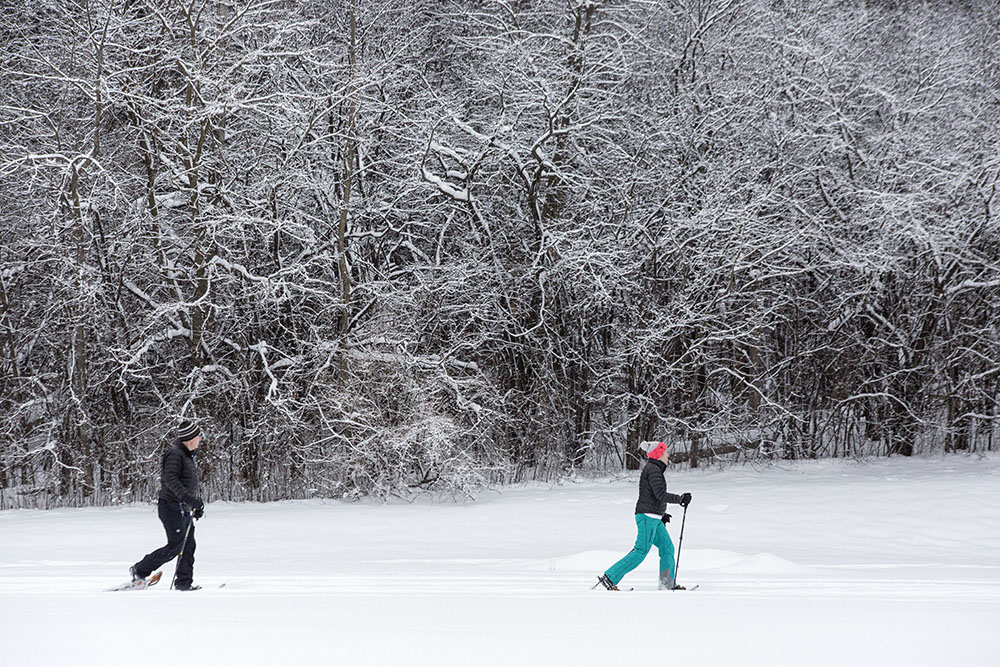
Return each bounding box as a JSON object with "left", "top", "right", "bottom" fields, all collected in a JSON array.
[
  {"left": 649, "top": 467, "right": 684, "bottom": 506},
  {"left": 161, "top": 448, "right": 196, "bottom": 505},
  {"left": 649, "top": 467, "right": 669, "bottom": 506}
]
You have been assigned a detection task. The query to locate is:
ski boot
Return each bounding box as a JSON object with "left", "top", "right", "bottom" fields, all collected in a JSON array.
[
  {"left": 594, "top": 574, "right": 619, "bottom": 591},
  {"left": 116, "top": 567, "right": 161, "bottom": 590},
  {"left": 658, "top": 571, "right": 685, "bottom": 590}
]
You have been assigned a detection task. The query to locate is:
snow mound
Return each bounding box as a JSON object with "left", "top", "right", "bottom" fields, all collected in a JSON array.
[
  {"left": 682, "top": 549, "right": 809, "bottom": 574},
  {"left": 705, "top": 504, "right": 732, "bottom": 513},
  {"left": 546, "top": 551, "right": 624, "bottom": 571},
  {"left": 687, "top": 549, "right": 759, "bottom": 569},
  {"left": 722, "top": 552, "right": 809, "bottom": 574}
]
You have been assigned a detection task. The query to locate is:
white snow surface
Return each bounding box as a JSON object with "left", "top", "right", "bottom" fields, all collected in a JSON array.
[{"left": 2, "top": 456, "right": 999, "bottom": 666}]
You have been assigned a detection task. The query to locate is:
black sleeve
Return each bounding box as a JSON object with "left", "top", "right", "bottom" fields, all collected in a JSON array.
[
  {"left": 161, "top": 448, "right": 192, "bottom": 502},
  {"left": 666, "top": 491, "right": 683, "bottom": 505}
]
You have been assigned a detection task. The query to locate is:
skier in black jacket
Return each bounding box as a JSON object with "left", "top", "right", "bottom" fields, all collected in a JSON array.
[
  {"left": 596, "top": 440, "right": 691, "bottom": 591},
  {"left": 130, "top": 419, "right": 206, "bottom": 591}
]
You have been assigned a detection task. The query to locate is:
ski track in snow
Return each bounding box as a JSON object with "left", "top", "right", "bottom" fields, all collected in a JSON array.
[
  {"left": 2, "top": 456, "right": 999, "bottom": 666},
  {"left": 4, "top": 567, "right": 999, "bottom": 600}
]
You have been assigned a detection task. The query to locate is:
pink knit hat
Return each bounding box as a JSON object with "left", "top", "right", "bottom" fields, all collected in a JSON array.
[{"left": 640, "top": 441, "right": 667, "bottom": 460}]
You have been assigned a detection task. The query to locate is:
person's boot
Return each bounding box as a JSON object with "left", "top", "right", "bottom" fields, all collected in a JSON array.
[
  {"left": 127, "top": 566, "right": 161, "bottom": 589},
  {"left": 658, "top": 570, "right": 685, "bottom": 590},
  {"left": 174, "top": 583, "right": 202, "bottom": 591},
  {"left": 595, "top": 574, "right": 620, "bottom": 591}
]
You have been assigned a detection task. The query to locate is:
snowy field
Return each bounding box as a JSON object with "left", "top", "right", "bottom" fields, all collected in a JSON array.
[{"left": 2, "top": 456, "right": 999, "bottom": 666}]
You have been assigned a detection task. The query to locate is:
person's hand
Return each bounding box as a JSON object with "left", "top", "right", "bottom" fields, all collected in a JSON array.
[
  {"left": 182, "top": 496, "right": 205, "bottom": 518},
  {"left": 192, "top": 497, "right": 205, "bottom": 519},
  {"left": 679, "top": 492, "right": 692, "bottom": 508},
  {"left": 661, "top": 513, "right": 672, "bottom": 524}
]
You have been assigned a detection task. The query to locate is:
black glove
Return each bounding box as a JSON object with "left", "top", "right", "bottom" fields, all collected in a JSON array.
[
  {"left": 679, "top": 492, "right": 692, "bottom": 508},
  {"left": 661, "top": 513, "right": 672, "bottom": 524},
  {"left": 182, "top": 496, "right": 205, "bottom": 519}
]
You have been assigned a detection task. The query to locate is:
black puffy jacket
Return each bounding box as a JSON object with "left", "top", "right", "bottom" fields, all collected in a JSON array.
[
  {"left": 157, "top": 441, "right": 200, "bottom": 507},
  {"left": 634, "top": 457, "right": 682, "bottom": 516}
]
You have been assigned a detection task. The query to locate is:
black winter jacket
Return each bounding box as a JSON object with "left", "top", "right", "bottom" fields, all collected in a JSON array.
[
  {"left": 634, "top": 457, "right": 682, "bottom": 516},
  {"left": 157, "top": 441, "right": 200, "bottom": 507}
]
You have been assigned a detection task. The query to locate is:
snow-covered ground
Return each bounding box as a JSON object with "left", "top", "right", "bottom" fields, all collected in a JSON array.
[{"left": 2, "top": 456, "right": 999, "bottom": 666}]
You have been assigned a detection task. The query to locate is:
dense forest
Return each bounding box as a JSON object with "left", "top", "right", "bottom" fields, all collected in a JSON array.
[{"left": 1, "top": 0, "right": 998, "bottom": 507}]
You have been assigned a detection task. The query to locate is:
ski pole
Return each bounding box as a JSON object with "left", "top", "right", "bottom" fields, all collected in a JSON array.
[
  {"left": 170, "top": 512, "right": 194, "bottom": 590},
  {"left": 674, "top": 504, "right": 689, "bottom": 588}
]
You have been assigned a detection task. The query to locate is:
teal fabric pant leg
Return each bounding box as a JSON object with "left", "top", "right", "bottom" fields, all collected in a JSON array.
[{"left": 604, "top": 515, "right": 676, "bottom": 586}]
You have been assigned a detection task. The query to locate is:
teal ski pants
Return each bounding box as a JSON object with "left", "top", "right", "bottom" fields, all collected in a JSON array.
[{"left": 604, "top": 514, "right": 675, "bottom": 586}]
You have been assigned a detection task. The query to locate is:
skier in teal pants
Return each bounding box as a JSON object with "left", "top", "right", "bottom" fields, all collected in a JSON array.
[{"left": 597, "top": 440, "right": 691, "bottom": 591}]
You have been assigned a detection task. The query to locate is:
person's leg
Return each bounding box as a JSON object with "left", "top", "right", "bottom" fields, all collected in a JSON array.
[
  {"left": 173, "top": 522, "right": 196, "bottom": 588},
  {"left": 652, "top": 521, "right": 677, "bottom": 589},
  {"left": 604, "top": 515, "right": 656, "bottom": 586},
  {"left": 133, "top": 502, "right": 186, "bottom": 578}
]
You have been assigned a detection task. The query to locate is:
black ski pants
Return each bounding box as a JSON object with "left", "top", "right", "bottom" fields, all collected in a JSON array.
[{"left": 134, "top": 499, "right": 195, "bottom": 587}]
